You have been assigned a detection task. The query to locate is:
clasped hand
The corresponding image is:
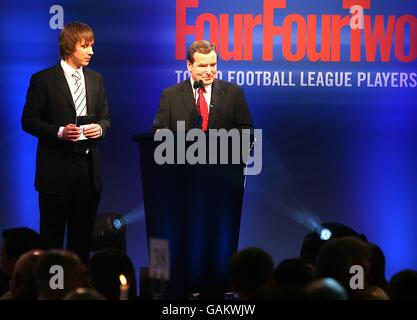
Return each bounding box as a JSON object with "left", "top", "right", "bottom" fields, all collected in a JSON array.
[{"left": 63, "top": 123, "right": 101, "bottom": 141}]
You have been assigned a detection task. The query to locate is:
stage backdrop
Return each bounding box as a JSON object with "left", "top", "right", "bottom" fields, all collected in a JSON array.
[{"left": 1, "top": 0, "right": 416, "bottom": 287}]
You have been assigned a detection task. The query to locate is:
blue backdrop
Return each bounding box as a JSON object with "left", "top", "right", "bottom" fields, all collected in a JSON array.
[{"left": 1, "top": 0, "right": 416, "bottom": 288}]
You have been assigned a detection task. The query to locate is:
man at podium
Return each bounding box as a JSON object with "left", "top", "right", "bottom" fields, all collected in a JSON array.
[
  {"left": 152, "top": 40, "right": 253, "bottom": 132},
  {"left": 142, "top": 40, "right": 254, "bottom": 300}
]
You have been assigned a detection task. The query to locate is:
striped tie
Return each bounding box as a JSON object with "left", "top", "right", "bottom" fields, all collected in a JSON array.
[{"left": 72, "top": 70, "right": 86, "bottom": 116}]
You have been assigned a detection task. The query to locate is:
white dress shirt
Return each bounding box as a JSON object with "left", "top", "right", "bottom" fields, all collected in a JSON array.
[
  {"left": 190, "top": 78, "right": 212, "bottom": 114},
  {"left": 57, "top": 60, "right": 102, "bottom": 139},
  {"left": 60, "top": 59, "right": 87, "bottom": 116}
]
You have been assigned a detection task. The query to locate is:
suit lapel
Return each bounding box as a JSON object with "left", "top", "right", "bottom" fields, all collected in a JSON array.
[
  {"left": 181, "top": 79, "right": 224, "bottom": 129},
  {"left": 181, "top": 79, "right": 195, "bottom": 116},
  {"left": 84, "top": 69, "right": 94, "bottom": 115},
  {"left": 208, "top": 79, "right": 223, "bottom": 129},
  {"left": 54, "top": 65, "right": 76, "bottom": 114}
]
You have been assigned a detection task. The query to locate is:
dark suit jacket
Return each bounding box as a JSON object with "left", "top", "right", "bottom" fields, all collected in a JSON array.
[
  {"left": 152, "top": 79, "right": 253, "bottom": 131},
  {"left": 21, "top": 64, "right": 111, "bottom": 195}
]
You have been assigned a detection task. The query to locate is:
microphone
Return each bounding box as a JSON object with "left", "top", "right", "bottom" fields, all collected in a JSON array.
[
  {"left": 193, "top": 80, "right": 203, "bottom": 99},
  {"left": 193, "top": 80, "right": 200, "bottom": 90},
  {"left": 193, "top": 80, "right": 203, "bottom": 89},
  {"left": 193, "top": 80, "right": 204, "bottom": 104},
  {"left": 193, "top": 80, "right": 203, "bottom": 128}
]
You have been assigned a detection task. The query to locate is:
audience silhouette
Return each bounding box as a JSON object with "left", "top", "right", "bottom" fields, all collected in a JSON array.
[
  {"left": 8, "top": 249, "right": 45, "bottom": 300},
  {"left": 35, "top": 249, "right": 89, "bottom": 300},
  {"left": 229, "top": 247, "right": 274, "bottom": 299},
  {"left": 89, "top": 248, "right": 137, "bottom": 300},
  {"left": 305, "top": 277, "right": 348, "bottom": 300},
  {"left": 0, "top": 222, "right": 415, "bottom": 300},
  {"left": 0, "top": 227, "right": 43, "bottom": 298},
  {"left": 387, "top": 269, "right": 417, "bottom": 300},
  {"left": 64, "top": 287, "right": 107, "bottom": 300},
  {"left": 316, "top": 236, "right": 372, "bottom": 299},
  {"left": 274, "top": 258, "right": 315, "bottom": 289}
]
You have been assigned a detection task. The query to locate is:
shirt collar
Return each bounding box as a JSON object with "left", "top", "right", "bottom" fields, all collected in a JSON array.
[
  {"left": 60, "top": 60, "right": 84, "bottom": 79},
  {"left": 190, "top": 78, "right": 213, "bottom": 93}
]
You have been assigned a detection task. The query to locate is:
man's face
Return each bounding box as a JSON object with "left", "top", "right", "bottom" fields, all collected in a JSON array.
[
  {"left": 187, "top": 50, "right": 217, "bottom": 85},
  {"left": 67, "top": 39, "right": 94, "bottom": 69}
]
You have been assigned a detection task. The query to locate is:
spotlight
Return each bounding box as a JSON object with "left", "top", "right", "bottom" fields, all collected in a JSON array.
[
  {"left": 320, "top": 228, "right": 332, "bottom": 241},
  {"left": 91, "top": 213, "right": 127, "bottom": 252},
  {"left": 112, "top": 217, "right": 124, "bottom": 230},
  {"left": 300, "top": 222, "right": 367, "bottom": 266}
]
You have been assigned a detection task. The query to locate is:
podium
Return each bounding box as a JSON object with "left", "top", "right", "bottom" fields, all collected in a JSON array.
[{"left": 133, "top": 131, "right": 248, "bottom": 299}]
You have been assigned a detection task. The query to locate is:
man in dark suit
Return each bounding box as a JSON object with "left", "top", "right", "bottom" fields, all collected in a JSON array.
[
  {"left": 21, "top": 22, "right": 110, "bottom": 263},
  {"left": 152, "top": 40, "right": 253, "bottom": 131},
  {"left": 150, "top": 40, "right": 253, "bottom": 299}
]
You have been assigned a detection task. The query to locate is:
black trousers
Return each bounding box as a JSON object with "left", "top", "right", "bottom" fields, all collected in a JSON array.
[{"left": 39, "top": 154, "right": 100, "bottom": 264}]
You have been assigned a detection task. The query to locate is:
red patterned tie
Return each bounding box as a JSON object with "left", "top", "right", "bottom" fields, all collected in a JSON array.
[{"left": 198, "top": 86, "right": 209, "bottom": 131}]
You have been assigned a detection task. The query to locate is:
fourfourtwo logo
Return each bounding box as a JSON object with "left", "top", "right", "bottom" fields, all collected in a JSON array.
[{"left": 176, "top": 0, "right": 416, "bottom": 62}]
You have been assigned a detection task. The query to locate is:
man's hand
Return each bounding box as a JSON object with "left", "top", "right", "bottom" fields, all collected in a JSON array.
[
  {"left": 63, "top": 124, "right": 81, "bottom": 141},
  {"left": 83, "top": 123, "right": 102, "bottom": 139}
]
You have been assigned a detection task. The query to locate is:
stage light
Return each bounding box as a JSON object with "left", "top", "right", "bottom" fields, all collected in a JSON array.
[
  {"left": 112, "top": 218, "right": 123, "bottom": 230},
  {"left": 300, "top": 222, "right": 367, "bottom": 266},
  {"left": 320, "top": 228, "right": 332, "bottom": 241},
  {"left": 91, "top": 213, "right": 127, "bottom": 252}
]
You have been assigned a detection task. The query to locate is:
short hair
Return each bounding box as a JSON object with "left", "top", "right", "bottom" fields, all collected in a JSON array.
[
  {"left": 316, "top": 236, "right": 372, "bottom": 297},
  {"left": 306, "top": 278, "right": 348, "bottom": 300},
  {"left": 59, "top": 21, "right": 94, "bottom": 60},
  {"left": 187, "top": 40, "right": 217, "bottom": 64},
  {"left": 34, "top": 249, "right": 88, "bottom": 298},
  {"left": 229, "top": 247, "right": 274, "bottom": 294},
  {"left": 300, "top": 222, "right": 367, "bottom": 266},
  {"left": 89, "top": 248, "right": 137, "bottom": 300},
  {"left": 274, "top": 258, "right": 315, "bottom": 289},
  {"left": 387, "top": 269, "right": 417, "bottom": 300},
  {"left": 1, "top": 227, "right": 42, "bottom": 260},
  {"left": 11, "top": 250, "right": 45, "bottom": 299},
  {"left": 64, "top": 287, "right": 107, "bottom": 300}
]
